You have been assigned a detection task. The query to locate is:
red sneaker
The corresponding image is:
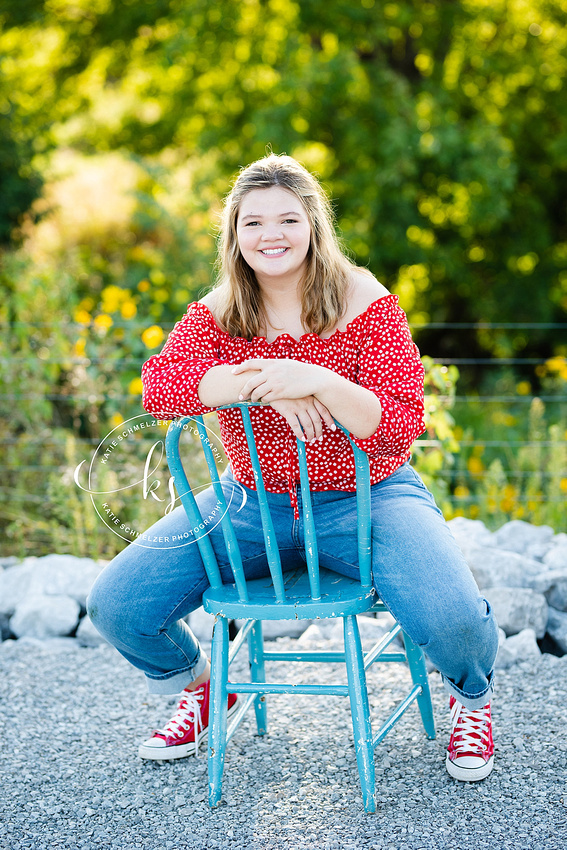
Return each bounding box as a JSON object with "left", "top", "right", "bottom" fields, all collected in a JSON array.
[
  {"left": 446, "top": 696, "right": 494, "bottom": 782},
  {"left": 139, "top": 679, "right": 238, "bottom": 760}
]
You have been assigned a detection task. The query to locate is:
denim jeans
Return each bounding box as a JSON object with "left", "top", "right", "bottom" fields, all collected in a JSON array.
[{"left": 87, "top": 462, "right": 498, "bottom": 710}]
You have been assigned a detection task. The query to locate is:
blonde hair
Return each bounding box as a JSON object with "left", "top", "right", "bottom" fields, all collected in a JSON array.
[{"left": 213, "top": 154, "right": 355, "bottom": 339}]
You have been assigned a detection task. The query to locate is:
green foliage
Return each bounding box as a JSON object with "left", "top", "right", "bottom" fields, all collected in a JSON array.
[
  {"left": 450, "top": 398, "right": 567, "bottom": 530},
  {"left": 0, "top": 0, "right": 566, "bottom": 554},
  {"left": 1, "top": 0, "right": 566, "bottom": 353},
  {"left": 412, "top": 356, "right": 460, "bottom": 512}
]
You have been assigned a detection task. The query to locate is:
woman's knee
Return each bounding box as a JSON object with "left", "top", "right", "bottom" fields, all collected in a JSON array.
[
  {"left": 423, "top": 594, "right": 499, "bottom": 661},
  {"left": 86, "top": 561, "right": 131, "bottom": 639},
  {"left": 86, "top": 548, "right": 155, "bottom": 639}
]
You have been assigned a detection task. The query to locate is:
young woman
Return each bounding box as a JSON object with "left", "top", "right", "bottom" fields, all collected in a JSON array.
[{"left": 88, "top": 154, "right": 498, "bottom": 782}]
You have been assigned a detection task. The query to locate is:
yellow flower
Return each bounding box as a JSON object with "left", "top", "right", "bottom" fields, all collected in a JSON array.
[
  {"left": 129, "top": 378, "right": 144, "bottom": 395},
  {"left": 74, "top": 308, "right": 91, "bottom": 325},
  {"left": 94, "top": 314, "right": 113, "bottom": 331},
  {"left": 101, "top": 285, "right": 124, "bottom": 314},
  {"left": 121, "top": 300, "right": 138, "bottom": 319},
  {"left": 454, "top": 485, "right": 470, "bottom": 498},
  {"left": 560, "top": 478, "right": 567, "bottom": 494},
  {"left": 516, "top": 381, "right": 531, "bottom": 396},
  {"left": 152, "top": 287, "right": 169, "bottom": 304},
  {"left": 110, "top": 413, "right": 124, "bottom": 428},
  {"left": 141, "top": 325, "right": 165, "bottom": 349},
  {"left": 73, "top": 339, "right": 86, "bottom": 357},
  {"left": 544, "top": 356, "right": 566, "bottom": 373},
  {"left": 467, "top": 456, "right": 484, "bottom": 476},
  {"left": 138, "top": 279, "right": 151, "bottom": 292}
]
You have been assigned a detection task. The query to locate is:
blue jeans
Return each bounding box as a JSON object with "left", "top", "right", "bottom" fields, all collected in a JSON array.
[{"left": 87, "top": 462, "right": 498, "bottom": 710}]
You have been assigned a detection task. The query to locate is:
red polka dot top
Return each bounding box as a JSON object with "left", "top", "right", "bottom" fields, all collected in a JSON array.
[{"left": 142, "top": 293, "right": 425, "bottom": 511}]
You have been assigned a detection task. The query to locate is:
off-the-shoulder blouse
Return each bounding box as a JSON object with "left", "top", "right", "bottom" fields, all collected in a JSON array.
[{"left": 141, "top": 293, "right": 425, "bottom": 513}]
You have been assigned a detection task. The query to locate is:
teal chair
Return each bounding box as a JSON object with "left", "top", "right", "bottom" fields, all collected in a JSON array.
[{"left": 165, "top": 404, "right": 435, "bottom": 813}]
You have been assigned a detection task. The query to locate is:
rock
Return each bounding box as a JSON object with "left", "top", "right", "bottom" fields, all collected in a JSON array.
[
  {"left": 543, "top": 534, "right": 567, "bottom": 570},
  {"left": 547, "top": 608, "right": 567, "bottom": 654},
  {"left": 188, "top": 607, "right": 216, "bottom": 642},
  {"left": 447, "top": 517, "right": 493, "bottom": 548},
  {"left": 462, "top": 546, "right": 543, "bottom": 589},
  {"left": 298, "top": 613, "right": 399, "bottom": 649},
  {"left": 297, "top": 623, "right": 326, "bottom": 644},
  {"left": 237, "top": 618, "right": 311, "bottom": 640},
  {"left": 0, "top": 556, "right": 19, "bottom": 568},
  {"left": 491, "top": 520, "right": 555, "bottom": 559},
  {"left": 76, "top": 615, "right": 109, "bottom": 647},
  {"left": 495, "top": 628, "right": 541, "bottom": 669},
  {"left": 0, "top": 560, "right": 38, "bottom": 615},
  {"left": 18, "top": 636, "right": 79, "bottom": 651},
  {"left": 0, "top": 612, "right": 12, "bottom": 641},
  {"left": 526, "top": 569, "right": 567, "bottom": 612},
  {"left": 353, "top": 613, "right": 397, "bottom": 645},
  {"left": 0, "top": 554, "right": 105, "bottom": 615},
  {"left": 10, "top": 594, "right": 81, "bottom": 639},
  {"left": 483, "top": 586, "right": 548, "bottom": 638}
]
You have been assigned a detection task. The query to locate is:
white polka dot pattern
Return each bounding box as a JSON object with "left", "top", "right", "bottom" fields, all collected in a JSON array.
[{"left": 141, "top": 294, "right": 425, "bottom": 500}]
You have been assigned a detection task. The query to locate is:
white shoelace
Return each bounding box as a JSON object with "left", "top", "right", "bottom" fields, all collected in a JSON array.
[
  {"left": 157, "top": 689, "right": 205, "bottom": 756},
  {"left": 450, "top": 701, "right": 491, "bottom": 755}
]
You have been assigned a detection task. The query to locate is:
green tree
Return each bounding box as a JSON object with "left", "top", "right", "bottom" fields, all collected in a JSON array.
[{"left": 2, "top": 0, "right": 565, "bottom": 358}]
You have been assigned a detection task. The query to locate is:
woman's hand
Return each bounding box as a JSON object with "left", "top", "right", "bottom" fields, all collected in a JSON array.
[
  {"left": 268, "top": 396, "right": 336, "bottom": 443},
  {"left": 232, "top": 359, "right": 328, "bottom": 403}
]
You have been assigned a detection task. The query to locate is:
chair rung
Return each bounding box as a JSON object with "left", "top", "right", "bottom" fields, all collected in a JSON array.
[
  {"left": 370, "top": 652, "right": 407, "bottom": 663},
  {"left": 363, "top": 624, "right": 403, "bottom": 670},
  {"left": 262, "top": 651, "right": 346, "bottom": 662},
  {"left": 227, "top": 682, "right": 349, "bottom": 697},
  {"left": 261, "top": 650, "right": 406, "bottom": 663},
  {"left": 372, "top": 684, "right": 423, "bottom": 749}
]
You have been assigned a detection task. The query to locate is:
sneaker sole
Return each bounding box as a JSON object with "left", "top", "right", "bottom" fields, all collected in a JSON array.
[
  {"left": 138, "top": 697, "right": 239, "bottom": 761},
  {"left": 445, "top": 753, "right": 494, "bottom": 782}
]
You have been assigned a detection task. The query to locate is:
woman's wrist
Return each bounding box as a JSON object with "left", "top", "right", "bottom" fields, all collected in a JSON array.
[{"left": 197, "top": 364, "right": 260, "bottom": 408}]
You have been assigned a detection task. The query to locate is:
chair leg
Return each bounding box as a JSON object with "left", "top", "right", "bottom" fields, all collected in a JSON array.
[
  {"left": 401, "top": 630, "right": 436, "bottom": 740},
  {"left": 247, "top": 620, "right": 268, "bottom": 735},
  {"left": 208, "top": 615, "right": 230, "bottom": 807},
  {"left": 343, "top": 615, "right": 376, "bottom": 814}
]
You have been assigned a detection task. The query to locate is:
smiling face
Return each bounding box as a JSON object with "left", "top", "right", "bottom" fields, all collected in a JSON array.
[{"left": 236, "top": 186, "right": 312, "bottom": 288}]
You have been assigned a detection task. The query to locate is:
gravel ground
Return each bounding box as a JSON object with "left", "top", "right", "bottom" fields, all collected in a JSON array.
[{"left": 1, "top": 632, "right": 567, "bottom": 850}]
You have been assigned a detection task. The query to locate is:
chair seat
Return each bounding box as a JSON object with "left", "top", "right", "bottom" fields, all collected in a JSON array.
[{"left": 202, "top": 567, "right": 376, "bottom": 620}]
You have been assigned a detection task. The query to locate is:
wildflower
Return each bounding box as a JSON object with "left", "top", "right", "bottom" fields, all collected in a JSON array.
[{"left": 142, "top": 325, "right": 165, "bottom": 349}]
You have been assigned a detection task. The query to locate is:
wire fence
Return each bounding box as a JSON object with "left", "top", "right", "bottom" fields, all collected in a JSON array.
[{"left": 1, "top": 319, "right": 566, "bottom": 529}]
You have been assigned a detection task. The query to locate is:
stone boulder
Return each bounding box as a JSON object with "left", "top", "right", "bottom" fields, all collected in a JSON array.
[
  {"left": 462, "top": 547, "right": 543, "bottom": 590},
  {"left": 526, "top": 569, "right": 567, "bottom": 612},
  {"left": 76, "top": 615, "right": 109, "bottom": 647},
  {"left": 299, "top": 612, "right": 396, "bottom": 645},
  {"left": 188, "top": 607, "right": 216, "bottom": 642},
  {"left": 0, "top": 560, "right": 39, "bottom": 616},
  {"left": 543, "top": 534, "right": 567, "bottom": 571},
  {"left": 546, "top": 608, "right": 567, "bottom": 654},
  {"left": 0, "top": 554, "right": 105, "bottom": 616},
  {"left": 495, "top": 627, "right": 542, "bottom": 669},
  {"left": 482, "top": 586, "right": 548, "bottom": 638},
  {"left": 491, "top": 520, "right": 555, "bottom": 560},
  {"left": 10, "top": 594, "right": 81, "bottom": 640},
  {"left": 0, "top": 612, "right": 11, "bottom": 641},
  {"left": 447, "top": 517, "right": 494, "bottom": 548}
]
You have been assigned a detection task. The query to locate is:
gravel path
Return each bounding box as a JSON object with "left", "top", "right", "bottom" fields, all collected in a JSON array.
[{"left": 1, "top": 633, "right": 567, "bottom": 850}]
